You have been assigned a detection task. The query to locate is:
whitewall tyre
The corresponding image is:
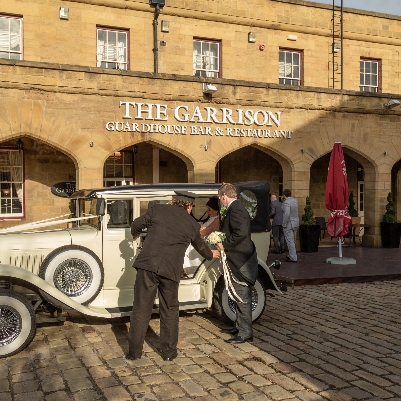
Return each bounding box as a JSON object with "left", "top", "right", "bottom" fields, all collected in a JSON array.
[
  {"left": 39, "top": 245, "right": 104, "bottom": 305},
  {"left": 0, "top": 290, "right": 36, "bottom": 358},
  {"left": 212, "top": 276, "right": 266, "bottom": 325}
]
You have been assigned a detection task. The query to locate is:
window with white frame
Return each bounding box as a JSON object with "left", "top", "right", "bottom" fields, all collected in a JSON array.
[
  {"left": 193, "top": 39, "right": 220, "bottom": 78},
  {"left": 360, "top": 58, "right": 380, "bottom": 92},
  {"left": 103, "top": 151, "right": 133, "bottom": 187},
  {"left": 0, "top": 15, "right": 23, "bottom": 60},
  {"left": 0, "top": 149, "right": 24, "bottom": 218},
  {"left": 279, "top": 49, "right": 302, "bottom": 86},
  {"left": 97, "top": 27, "right": 128, "bottom": 70}
]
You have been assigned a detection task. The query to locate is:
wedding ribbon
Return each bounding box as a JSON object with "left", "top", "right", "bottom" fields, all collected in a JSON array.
[
  {"left": 220, "top": 250, "right": 247, "bottom": 303},
  {"left": 0, "top": 214, "right": 98, "bottom": 234}
]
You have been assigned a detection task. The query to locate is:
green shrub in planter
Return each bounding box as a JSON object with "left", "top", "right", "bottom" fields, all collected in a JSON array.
[
  {"left": 299, "top": 196, "right": 320, "bottom": 252},
  {"left": 381, "top": 192, "right": 401, "bottom": 248},
  {"left": 348, "top": 191, "right": 358, "bottom": 218}
]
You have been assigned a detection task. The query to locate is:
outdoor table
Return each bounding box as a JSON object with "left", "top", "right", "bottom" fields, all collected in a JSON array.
[{"left": 348, "top": 223, "right": 370, "bottom": 246}]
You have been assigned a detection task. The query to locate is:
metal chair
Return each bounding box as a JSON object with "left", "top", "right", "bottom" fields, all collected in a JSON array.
[{"left": 315, "top": 217, "right": 327, "bottom": 240}]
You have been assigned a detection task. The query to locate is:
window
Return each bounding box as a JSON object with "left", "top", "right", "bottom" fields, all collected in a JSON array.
[
  {"left": 360, "top": 58, "right": 380, "bottom": 92},
  {"left": 97, "top": 27, "right": 128, "bottom": 70},
  {"left": 0, "top": 15, "right": 22, "bottom": 60},
  {"left": 279, "top": 49, "right": 302, "bottom": 86},
  {"left": 193, "top": 39, "right": 220, "bottom": 78},
  {"left": 0, "top": 149, "right": 24, "bottom": 218},
  {"left": 103, "top": 151, "right": 133, "bottom": 187}
]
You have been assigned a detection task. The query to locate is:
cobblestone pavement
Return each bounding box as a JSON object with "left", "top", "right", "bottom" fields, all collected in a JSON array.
[{"left": 1, "top": 281, "right": 401, "bottom": 401}]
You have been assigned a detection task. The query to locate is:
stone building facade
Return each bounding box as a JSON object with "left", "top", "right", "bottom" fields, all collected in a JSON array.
[{"left": 1, "top": 0, "right": 401, "bottom": 246}]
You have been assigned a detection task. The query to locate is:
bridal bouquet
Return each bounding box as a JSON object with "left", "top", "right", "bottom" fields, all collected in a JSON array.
[{"left": 206, "top": 231, "right": 226, "bottom": 245}]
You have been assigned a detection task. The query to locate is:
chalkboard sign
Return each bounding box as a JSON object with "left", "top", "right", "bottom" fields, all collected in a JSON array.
[{"left": 51, "top": 182, "right": 76, "bottom": 198}]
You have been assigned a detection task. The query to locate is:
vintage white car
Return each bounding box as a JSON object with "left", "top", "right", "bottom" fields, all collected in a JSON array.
[{"left": 0, "top": 181, "right": 291, "bottom": 358}]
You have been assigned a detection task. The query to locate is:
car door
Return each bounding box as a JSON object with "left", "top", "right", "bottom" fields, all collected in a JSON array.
[{"left": 101, "top": 198, "right": 137, "bottom": 309}]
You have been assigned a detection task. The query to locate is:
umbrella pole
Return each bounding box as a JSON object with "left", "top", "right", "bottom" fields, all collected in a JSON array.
[{"left": 338, "top": 237, "right": 343, "bottom": 258}]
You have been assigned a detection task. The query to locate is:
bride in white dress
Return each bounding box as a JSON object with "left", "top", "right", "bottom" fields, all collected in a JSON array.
[{"left": 183, "top": 198, "right": 220, "bottom": 276}]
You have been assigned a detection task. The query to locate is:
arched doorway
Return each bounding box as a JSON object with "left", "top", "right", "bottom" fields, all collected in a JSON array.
[
  {"left": 216, "top": 146, "right": 283, "bottom": 194},
  {"left": 0, "top": 137, "right": 76, "bottom": 226},
  {"left": 391, "top": 159, "right": 401, "bottom": 221},
  {"left": 103, "top": 142, "right": 190, "bottom": 186}
]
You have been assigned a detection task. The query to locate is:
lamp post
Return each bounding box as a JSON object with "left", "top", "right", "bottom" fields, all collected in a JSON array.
[{"left": 149, "top": 0, "right": 165, "bottom": 74}]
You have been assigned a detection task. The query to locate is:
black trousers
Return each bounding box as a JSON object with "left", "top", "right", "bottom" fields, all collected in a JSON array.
[
  {"left": 272, "top": 225, "right": 285, "bottom": 252},
  {"left": 233, "top": 280, "right": 253, "bottom": 338},
  {"left": 128, "top": 269, "right": 179, "bottom": 359}
]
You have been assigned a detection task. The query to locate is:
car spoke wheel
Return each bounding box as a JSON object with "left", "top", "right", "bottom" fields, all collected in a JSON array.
[
  {"left": 0, "top": 290, "right": 36, "bottom": 358},
  {"left": 39, "top": 245, "right": 104, "bottom": 305},
  {"left": 53, "top": 258, "right": 93, "bottom": 297}
]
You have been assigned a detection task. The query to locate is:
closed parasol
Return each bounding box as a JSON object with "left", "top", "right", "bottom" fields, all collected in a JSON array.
[{"left": 325, "top": 143, "right": 354, "bottom": 264}]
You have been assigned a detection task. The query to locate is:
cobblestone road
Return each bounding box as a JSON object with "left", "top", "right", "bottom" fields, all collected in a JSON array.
[{"left": 1, "top": 281, "right": 401, "bottom": 401}]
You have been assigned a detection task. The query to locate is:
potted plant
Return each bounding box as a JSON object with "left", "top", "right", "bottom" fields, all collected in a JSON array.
[
  {"left": 299, "top": 196, "right": 320, "bottom": 252},
  {"left": 348, "top": 191, "right": 358, "bottom": 218},
  {"left": 380, "top": 192, "right": 401, "bottom": 248}
]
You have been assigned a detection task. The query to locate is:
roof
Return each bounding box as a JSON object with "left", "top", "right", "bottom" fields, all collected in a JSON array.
[{"left": 69, "top": 183, "right": 221, "bottom": 199}]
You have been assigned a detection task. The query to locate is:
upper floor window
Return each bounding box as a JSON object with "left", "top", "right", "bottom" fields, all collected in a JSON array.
[
  {"left": 360, "top": 58, "right": 380, "bottom": 92},
  {"left": 0, "top": 15, "right": 22, "bottom": 60},
  {"left": 97, "top": 27, "right": 128, "bottom": 70},
  {"left": 0, "top": 149, "right": 24, "bottom": 218},
  {"left": 193, "top": 39, "right": 220, "bottom": 78},
  {"left": 279, "top": 49, "right": 302, "bottom": 86}
]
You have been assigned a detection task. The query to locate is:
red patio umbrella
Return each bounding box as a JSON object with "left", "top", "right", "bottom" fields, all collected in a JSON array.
[{"left": 325, "top": 142, "right": 352, "bottom": 238}]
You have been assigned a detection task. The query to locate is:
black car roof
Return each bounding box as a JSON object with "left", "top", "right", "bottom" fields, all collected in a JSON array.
[
  {"left": 70, "top": 183, "right": 221, "bottom": 199},
  {"left": 69, "top": 181, "right": 270, "bottom": 199}
]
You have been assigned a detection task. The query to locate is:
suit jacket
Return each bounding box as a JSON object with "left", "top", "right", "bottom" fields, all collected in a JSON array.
[
  {"left": 282, "top": 196, "right": 300, "bottom": 230},
  {"left": 131, "top": 203, "right": 213, "bottom": 283},
  {"left": 220, "top": 200, "right": 257, "bottom": 284},
  {"left": 270, "top": 199, "right": 284, "bottom": 226}
]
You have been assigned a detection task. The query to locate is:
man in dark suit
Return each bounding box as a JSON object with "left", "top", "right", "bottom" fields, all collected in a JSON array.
[
  {"left": 216, "top": 183, "right": 258, "bottom": 344},
  {"left": 127, "top": 191, "right": 220, "bottom": 361},
  {"left": 270, "top": 195, "right": 285, "bottom": 254}
]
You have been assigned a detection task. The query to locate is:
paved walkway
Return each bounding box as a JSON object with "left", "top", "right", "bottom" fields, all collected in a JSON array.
[{"left": 1, "top": 280, "right": 401, "bottom": 401}]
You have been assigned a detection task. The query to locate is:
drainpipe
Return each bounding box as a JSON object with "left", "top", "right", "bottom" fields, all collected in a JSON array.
[{"left": 152, "top": 4, "right": 161, "bottom": 74}]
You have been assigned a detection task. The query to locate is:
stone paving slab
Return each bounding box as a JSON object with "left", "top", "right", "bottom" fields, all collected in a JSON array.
[{"left": 1, "top": 281, "right": 401, "bottom": 400}]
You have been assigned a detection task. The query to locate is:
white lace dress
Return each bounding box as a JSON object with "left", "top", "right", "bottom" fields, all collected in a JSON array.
[{"left": 182, "top": 216, "right": 219, "bottom": 276}]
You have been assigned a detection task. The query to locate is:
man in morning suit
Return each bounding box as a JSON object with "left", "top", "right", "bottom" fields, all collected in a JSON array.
[
  {"left": 216, "top": 183, "right": 258, "bottom": 344},
  {"left": 270, "top": 194, "right": 285, "bottom": 254},
  {"left": 127, "top": 191, "right": 220, "bottom": 361},
  {"left": 282, "top": 188, "right": 299, "bottom": 263}
]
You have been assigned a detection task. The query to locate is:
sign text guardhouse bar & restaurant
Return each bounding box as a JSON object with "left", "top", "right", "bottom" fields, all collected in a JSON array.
[{"left": 106, "top": 102, "right": 294, "bottom": 139}]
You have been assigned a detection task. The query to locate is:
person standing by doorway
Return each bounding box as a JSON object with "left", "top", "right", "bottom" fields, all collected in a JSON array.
[
  {"left": 270, "top": 195, "right": 285, "bottom": 254},
  {"left": 282, "top": 189, "right": 299, "bottom": 263}
]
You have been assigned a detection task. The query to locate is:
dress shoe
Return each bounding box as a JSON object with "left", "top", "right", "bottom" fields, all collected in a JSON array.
[
  {"left": 285, "top": 256, "right": 297, "bottom": 263},
  {"left": 225, "top": 335, "right": 253, "bottom": 344},
  {"left": 162, "top": 355, "right": 177, "bottom": 361},
  {"left": 125, "top": 353, "right": 140, "bottom": 361},
  {"left": 220, "top": 327, "right": 239, "bottom": 335},
  {"left": 271, "top": 250, "right": 281, "bottom": 254},
  {"left": 280, "top": 249, "right": 285, "bottom": 254}
]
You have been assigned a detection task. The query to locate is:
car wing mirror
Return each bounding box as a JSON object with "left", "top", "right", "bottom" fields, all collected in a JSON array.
[{"left": 96, "top": 198, "right": 106, "bottom": 216}]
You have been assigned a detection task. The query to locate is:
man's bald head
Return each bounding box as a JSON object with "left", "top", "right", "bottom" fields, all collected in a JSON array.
[{"left": 270, "top": 195, "right": 277, "bottom": 202}]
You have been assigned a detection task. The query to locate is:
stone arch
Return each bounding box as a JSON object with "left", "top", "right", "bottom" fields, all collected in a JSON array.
[
  {"left": 0, "top": 135, "right": 77, "bottom": 227},
  {"left": 215, "top": 143, "right": 294, "bottom": 194},
  {"left": 310, "top": 145, "right": 379, "bottom": 246},
  {"left": 103, "top": 139, "right": 195, "bottom": 184}
]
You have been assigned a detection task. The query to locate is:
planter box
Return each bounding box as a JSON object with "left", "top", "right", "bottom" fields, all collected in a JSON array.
[
  {"left": 380, "top": 222, "right": 401, "bottom": 248},
  {"left": 299, "top": 224, "right": 320, "bottom": 253}
]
